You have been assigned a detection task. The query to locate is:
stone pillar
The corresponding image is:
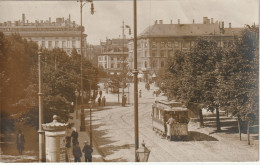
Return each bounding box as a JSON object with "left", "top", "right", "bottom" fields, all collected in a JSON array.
[{"left": 42, "top": 115, "right": 68, "bottom": 162}]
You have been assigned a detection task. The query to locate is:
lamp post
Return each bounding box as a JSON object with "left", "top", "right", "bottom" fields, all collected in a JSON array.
[
  {"left": 77, "top": 0, "right": 94, "bottom": 132},
  {"left": 75, "top": 89, "right": 79, "bottom": 119},
  {"left": 133, "top": 0, "right": 139, "bottom": 162},
  {"left": 38, "top": 51, "right": 45, "bottom": 162},
  {"left": 136, "top": 140, "right": 151, "bottom": 162},
  {"left": 88, "top": 99, "right": 93, "bottom": 146}
]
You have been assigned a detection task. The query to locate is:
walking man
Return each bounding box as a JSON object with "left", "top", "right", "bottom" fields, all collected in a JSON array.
[
  {"left": 73, "top": 142, "right": 82, "bottom": 162},
  {"left": 102, "top": 96, "right": 106, "bottom": 106},
  {"left": 71, "top": 127, "right": 79, "bottom": 146},
  {"left": 16, "top": 130, "right": 25, "bottom": 155},
  {"left": 82, "top": 141, "right": 93, "bottom": 162},
  {"left": 166, "top": 116, "right": 176, "bottom": 141}
]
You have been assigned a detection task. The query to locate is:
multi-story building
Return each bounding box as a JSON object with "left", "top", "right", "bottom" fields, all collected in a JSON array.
[
  {"left": 128, "top": 17, "right": 243, "bottom": 81},
  {"left": 0, "top": 13, "right": 87, "bottom": 56},
  {"left": 98, "top": 38, "right": 129, "bottom": 76}
]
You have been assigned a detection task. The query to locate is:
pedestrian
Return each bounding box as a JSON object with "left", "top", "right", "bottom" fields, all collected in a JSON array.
[
  {"left": 99, "top": 90, "right": 102, "bottom": 97},
  {"left": 73, "top": 142, "right": 82, "bottom": 162},
  {"left": 166, "top": 116, "right": 176, "bottom": 141},
  {"left": 65, "top": 126, "right": 72, "bottom": 162},
  {"left": 102, "top": 96, "right": 106, "bottom": 106},
  {"left": 71, "top": 127, "right": 79, "bottom": 146},
  {"left": 139, "top": 90, "right": 142, "bottom": 98},
  {"left": 98, "top": 96, "right": 101, "bottom": 106},
  {"left": 16, "top": 130, "right": 25, "bottom": 155},
  {"left": 82, "top": 141, "right": 93, "bottom": 162}
]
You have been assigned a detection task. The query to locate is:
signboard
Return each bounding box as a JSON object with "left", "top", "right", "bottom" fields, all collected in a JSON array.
[{"left": 59, "top": 136, "right": 66, "bottom": 162}]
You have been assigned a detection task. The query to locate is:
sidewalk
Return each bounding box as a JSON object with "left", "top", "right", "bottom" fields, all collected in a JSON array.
[{"left": 69, "top": 108, "right": 104, "bottom": 162}]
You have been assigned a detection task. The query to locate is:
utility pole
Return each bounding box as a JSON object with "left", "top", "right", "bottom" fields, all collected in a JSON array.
[
  {"left": 122, "top": 20, "right": 125, "bottom": 96},
  {"left": 133, "top": 0, "right": 139, "bottom": 162}
]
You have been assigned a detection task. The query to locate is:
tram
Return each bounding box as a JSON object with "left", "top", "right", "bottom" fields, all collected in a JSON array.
[{"left": 152, "top": 100, "right": 189, "bottom": 140}]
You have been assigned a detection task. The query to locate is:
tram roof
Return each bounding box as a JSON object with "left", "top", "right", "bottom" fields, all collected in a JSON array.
[{"left": 154, "top": 99, "right": 188, "bottom": 112}]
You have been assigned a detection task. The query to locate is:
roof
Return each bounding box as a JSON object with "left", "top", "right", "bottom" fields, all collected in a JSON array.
[
  {"left": 139, "top": 22, "right": 243, "bottom": 38},
  {"left": 154, "top": 99, "right": 188, "bottom": 112}
]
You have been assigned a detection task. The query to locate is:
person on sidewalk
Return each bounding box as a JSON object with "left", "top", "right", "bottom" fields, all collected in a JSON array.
[
  {"left": 65, "top": 126, "right": 72, "bottom": 162},
  {"left": 98, "top": 96, "right": 101, "bottom": 106},
  {"left": 82, "top": 141, "right": 93, "bottom": 162},
  {"left": 102, "top": 96, "right": 106, "bottom": 106},
  {"left": 73, "top": 142, "right": 82, "bottom": 162},
  {"left": 16, "top": 130, "right": 25, "bottom": 155},
  {"left": 71, "top": 127, "right": 79, "bottom": 146}
]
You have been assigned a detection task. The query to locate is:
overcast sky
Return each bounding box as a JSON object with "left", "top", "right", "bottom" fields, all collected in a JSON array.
[{"left": 0, "top": 0, "right": 259, "bottom": 44}]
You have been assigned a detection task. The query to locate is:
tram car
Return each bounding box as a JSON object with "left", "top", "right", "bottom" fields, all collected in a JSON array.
[{"left": 152, "top": 100, "right": 189, "bottom": 140}]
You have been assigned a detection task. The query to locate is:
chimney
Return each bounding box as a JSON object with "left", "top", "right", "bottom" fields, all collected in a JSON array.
[
  {"left": 203, "top": 17, "right": 208, "bottom": 24},
  {"left": 69, "top": 14, "right": 71, "bottom": 23},
  {"left": 155, "top": 20, "right": 158, "bottom": 24},
  {"left": 73, "top": 21, "right": 75, "bottom": 27},
  {"left": 49, "top": 17, "right": 51, "bottom": 23},
  {"left": 159, "top": 20, "right": 163, "bottom": 24},
  {"left": 27, "top": 20, "right": 28, "bottom": 24},
  {"left": 193, "top": 19, "right": 195, "bottom": 24},
  {"left": 178, "top": 19, "right": 180, "bottom": 24},
  {"left": 211, "top": 18, "right": 214, "bottom": 24},
  {"left": 222, "top": 21, "right": 224, "bottom": 28},
  {"left": 170, "top": 20, "right": 172, "bottom": 24},
  {"left": 229, "top": 22, "right": 231, "bottom": 28},
  {"left": 22, "top": 13, "right": 25, "bottom": 23}
]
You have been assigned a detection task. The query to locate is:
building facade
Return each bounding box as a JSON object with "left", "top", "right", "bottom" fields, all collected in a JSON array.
[
  {"left": 128, "top": 17, "right": 243, "bottom": 81},
  {"left": 0, "top": 14, "right": 87, "bottom": 56},
  {"left": 98, "top": 38, "right": 129, "bottom": 76}
]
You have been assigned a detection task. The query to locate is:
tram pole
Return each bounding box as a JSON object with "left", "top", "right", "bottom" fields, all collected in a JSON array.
[{"left": 133, "top": 0, "right": 139, "bottom": 162}]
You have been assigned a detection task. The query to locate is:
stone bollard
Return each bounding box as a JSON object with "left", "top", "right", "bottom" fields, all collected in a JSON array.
[{"left": 42, "top": 115, "right": 68, "bottom": 162}]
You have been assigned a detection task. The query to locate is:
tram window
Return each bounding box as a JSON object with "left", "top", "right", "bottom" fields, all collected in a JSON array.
[{"left": 156, "top": 109, "right": 159, "bottom": 118}]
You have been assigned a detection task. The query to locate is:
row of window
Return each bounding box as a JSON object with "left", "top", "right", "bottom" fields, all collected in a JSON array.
[{"left": 39, "top": 40, "right": 77, "bottom": 49}]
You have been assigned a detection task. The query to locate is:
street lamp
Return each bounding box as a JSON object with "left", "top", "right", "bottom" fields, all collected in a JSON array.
[
  {"left": 88, "top": 99, "right": 94, "bottom": 146},
  {"left": 136, "top": 140, "right": 151, "bottom": 162},
  {"left": 75, "top": 89, "right": 79, "bottom": 119},
  {"left": 133, "top": 0, "right": 139, "bottom": 162},
  {"left": 38, "top": 51, "right": 45, "bottom": 162}
]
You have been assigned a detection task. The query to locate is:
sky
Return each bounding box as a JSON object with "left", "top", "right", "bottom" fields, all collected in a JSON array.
[{"left": 0, "top": 0, "right": 259, "bottom": 45}]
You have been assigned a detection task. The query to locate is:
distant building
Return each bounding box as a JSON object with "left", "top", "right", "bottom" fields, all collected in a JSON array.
[
  {"left": 0, "top": 13, "right": 87, "bottom": 56},
  {"left": 128, "top": 17, "right": 243, "bottom": 81},
  {"left": 98, "top": 38, "right": 129, "bottom": 76}
]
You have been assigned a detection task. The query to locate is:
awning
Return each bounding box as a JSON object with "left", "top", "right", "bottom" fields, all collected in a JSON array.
[{"left": 110, "top": 72, "right": 114, "bottom": 75}]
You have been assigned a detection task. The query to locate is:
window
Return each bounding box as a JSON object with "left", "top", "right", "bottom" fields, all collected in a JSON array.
[
  {"left": 160, "top": 50, "right": 165, "bottom": 57},
  {"left": 55, "top": 41, "right": 59, "bottom": 48},
  {"left": 144, "top": 61, "right": 147, "bottom": 68},
  {"left": 105, "top": 56, "right": 107, "bottom": 60},
  {"left": 161, "top": 61, "right": 165, "bottom": 67},
  {"left": 174, "top": 41, "right": 179, "bottom": 47},
  {"left": 168, "top": 50, "right": 173, "bottom": 57},
  {"left": 105, "top": 64, "right": 107, "bottom": 68},
  {"left": 62, "top": 41, "right": 66, "bottom": 48},
  {"left": 48, "top": 41, "right": 52, "bottom": 49},
  {"left": 151, "top": 51, "right": 156, "bottom": 57},
  {"left": 111, "top": 57, "right": 114, "bottom": 61},
  {"left": 167, "top": 42, "right": 172, "bottom": 48},
  {"left": 152, "top": 61, "right": 156, "bottom": 68},
  {"left": 72, "top": 41, "right": 76, "bottom": 48},
  {"left": 160, "top": 41, "right": 165, "bottom": 48},
  {"left": 152, "top": 41, "right": 156, "bottom": 48},
  {"left": 111, "top": 63, "right": 114, "bottom": 68},
  {"left": 41, "top": 41, "right": 45, "bottom": 48},
  {"left": 117, "top": 63, "right": 120, "bottom": 68}
]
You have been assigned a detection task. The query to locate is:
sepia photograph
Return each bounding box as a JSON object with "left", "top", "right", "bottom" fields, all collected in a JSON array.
[{"left": 0, "top": 0, "right": 259, "bottom": 163}]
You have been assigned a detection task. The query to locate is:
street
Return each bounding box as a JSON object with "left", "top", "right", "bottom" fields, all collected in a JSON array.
[{"left": 84, "top": 82, "right": 258, "bottom": 162}]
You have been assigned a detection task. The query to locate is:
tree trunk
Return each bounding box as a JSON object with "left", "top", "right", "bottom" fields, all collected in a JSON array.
[
  {"left": 199, "top": 108, "right": 204, "bottom": 127},
  {"left": 216, "top": 107, "right": 221, "bottom": 132},
  {"left": 238, "top": 117, "right": 241, "bottom": 141},
  {"left": 247, "top": 121, "right": 250, "bottom": 145}
]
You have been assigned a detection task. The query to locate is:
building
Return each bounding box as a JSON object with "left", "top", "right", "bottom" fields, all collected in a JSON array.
[
  {"left": 128, "top": 17, "right": 243, "bottom": 81},
  {"left": 98, "top": 38, "right": 129, "bottom": 76},
  {"left": 0, "top": 13, "right": 87, "bottom": 56}
]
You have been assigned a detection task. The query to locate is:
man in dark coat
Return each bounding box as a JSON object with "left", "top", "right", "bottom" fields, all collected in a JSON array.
[
  {"left": 16, "top": 130, "right": 25, "bottom": 155},
  {"left": 82, "top": 141, "right": 93, "bottom": 162},
  {"left": 71, "top": 127, "right": 79, "bottom": 146},
  {"left": 73, "top": 142, "right": 82, "bottom": 162}
]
